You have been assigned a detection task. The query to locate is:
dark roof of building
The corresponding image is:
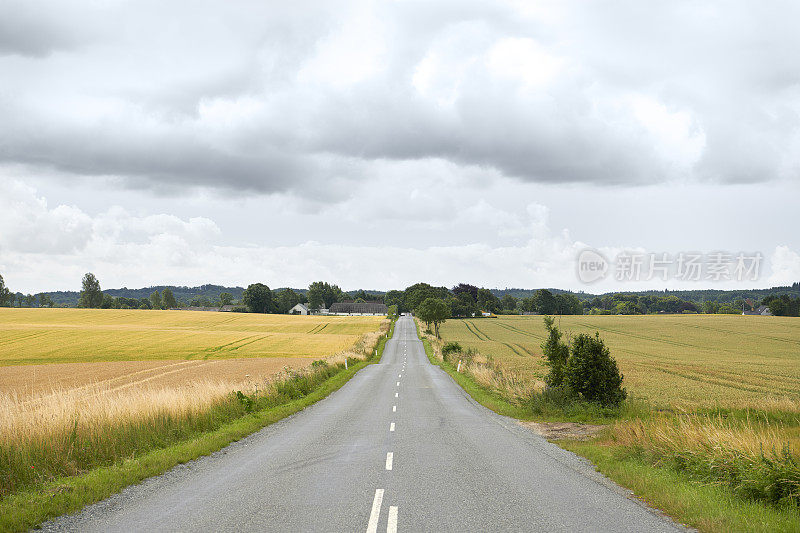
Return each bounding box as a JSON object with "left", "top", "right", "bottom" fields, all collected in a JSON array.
[{"left": 329, "top": 302, "right": 388, "bottom": 314}]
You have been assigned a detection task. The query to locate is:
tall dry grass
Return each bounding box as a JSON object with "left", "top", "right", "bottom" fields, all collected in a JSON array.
[
  {"left": 0, "top": 322, "right": 388, "bottom": 499},
  {"left": 612, "top": 413, "right": 800, "bottom": 507},
  {"left": 419, "top": 323, "right": 539, "bottom": 404}
]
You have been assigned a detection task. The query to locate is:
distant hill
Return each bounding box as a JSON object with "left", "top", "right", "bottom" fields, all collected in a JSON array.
[
  {"left": 492, "top": 284, "right": 800, "bottom": 303},
  {"left": 47, "top": 284, "right": 250, "bottom": 307},
  {"left": 43, "top": 285, "right": 387, "bottom": 307}
]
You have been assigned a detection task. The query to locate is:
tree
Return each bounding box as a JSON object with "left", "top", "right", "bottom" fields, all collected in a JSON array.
[
  {"left": 541, "top": 316, "right": 626, "bottom": 407},
  {"left": 554, "top": 293, "right": 583, "bottom": 315},
  {"left": 37, "top": 293, "right": 55, "bottom": 308},
  {"left": 541, "top": 316, "right": 570, "bottom": 388},
  {"left": 162, "top": 288, "right": 177, "bottom": 308},
  {"left": 384, "top": 290, "right": 404, "bottom": 310},
  {"left": 0, "top": 274, "right": 12, "bottom": 307},
  {"left": 78, "top": 273, "right": 103, "bottom": 308},
  {"left": 532, "top": 289, "right": 557, "bottom": 315},
  {"left": 243, "top": 283, "right": 273, "bottom": 313},
  {"left": 404, "top": 283, "right": 449, "bottom": 312},
  {"left": 387, "top": 304, "right": 398, "bottom": 318},
  {"left": 415, "top": 297, "right": 450, "bottom": 338},
  {"left": 500, "top": 294, "right": 517, "bottom": 311},
  {"left": 353, "top": 289, "right": 369, "bottom": 301},
  {"left": 219, "top": 292, "right": 233, "bottom": 306},
  {"left": 452, "top": 283, "right": 479, "bottom": 302},
  {"left": 150, "top": 290, "right": 163, "bottom": 310},
  {"left": 276, "top": 289, "right": 300, "bottom": 313},
  {"left": 476, "top": 288, "right": 499, "bottom": 312},
  {"left": 23, "top": 294, "right": 36, "bottom": 307},
  {"left": 307, "top": 281, "right": 343, "bottom": 309},
  {"left": 101, "top": 294, "right": 115, "bottom": 309}
]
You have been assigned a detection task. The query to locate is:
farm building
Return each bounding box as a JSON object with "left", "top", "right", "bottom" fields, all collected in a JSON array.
[
  {"left": 289, "top": 303, "right": 309, "bottom": 315},
  {"left": 329, "top": 302, "right": 388, "bottom": 316},
  {"left": 742, "top": 304, "right": 773, "bottom": 316}
]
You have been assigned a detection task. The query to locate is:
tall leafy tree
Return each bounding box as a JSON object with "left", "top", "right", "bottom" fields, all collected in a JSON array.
[
  {"left": 0, "top": 274, "right": 13, "bottom": 307},
  {"left": 162, "top": 288, "right": 178, "bottom": 308},
  {"left": 384, "top": 290, "right": 405, "bottom": 312},
  {"left": 37, "top": 293, "right": 55, "bottom": 308},
  {"left": 452, "top": 283, "right": 479, "bottom": 302},
  {"left": 307, "top": 281, "right": 343, "bottom": 309},
  {"left": 415, "top": 297, "right": 450, "bottom": 338},
  {"left": 101, "top": 294, "right": 116, "bottom": 309},
  {"left": 78, "top": 273, "right": 104, "bottom": 308},
  {"left": 219, "top": 292, "right": 233, "bottom": 306},
  {"left": 243, "top": 283, "right": 273, "bottom": 313},
  {"left": 276, "top": 289, "right": 300, "bottom": 313},
  {"left": 476, "top": 288, "right": 499, "bottom": 312},
  {"left": 532, "top": 289, "right": 557, "bottom": 315},
  {"left": 150, "top": 290, "right": 163, "bottom": 310},
  {"left": 500, "top": 294, "right": 517, "bottom": 311}
]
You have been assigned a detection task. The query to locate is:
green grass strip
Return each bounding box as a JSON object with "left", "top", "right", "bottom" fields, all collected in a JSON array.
[{"left": 563, "top": 442, "right": 800, "bottom": 533}]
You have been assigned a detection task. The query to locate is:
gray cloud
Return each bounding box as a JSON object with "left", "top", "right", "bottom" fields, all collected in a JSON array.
[{"left": 1, "top": 0, "right": 798, "bottom": 199}]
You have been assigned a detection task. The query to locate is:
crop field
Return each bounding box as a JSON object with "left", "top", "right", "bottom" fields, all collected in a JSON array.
[
  {"left": 0, "top": 308, "right": 388, "bottom": 513},
  {"left": 0, "top": 358, "right": 314, "bottom": 400},
  {"left": 0, "top": 308, "right": 384, "bottom": 366},
  {"left": 439, "top": 314, "right": 800, "bottom": 407}
]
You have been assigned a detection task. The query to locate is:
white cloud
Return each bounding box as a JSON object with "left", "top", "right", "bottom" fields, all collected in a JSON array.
[
  {"left": 767, "top": 246, "right": 800, "bottom": 286},
  {"left": 0, "top": 181, "right": 92, "bottom": 254}
]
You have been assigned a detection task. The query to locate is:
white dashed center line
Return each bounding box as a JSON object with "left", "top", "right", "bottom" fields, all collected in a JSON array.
[
  {"left": 385, "top": 452, "right": 393, "bottom": 470},
  {"left": 390, "top": 422, "right": 395, "bottom": 432},
  {"left": 387, "top": 506, "right": 398, "bottom": 533},
  {"left": 366, "top": 489, "right": 384, "bottom": 533},
  {"left": 396, "top": 381, "right": 400, "bottom": 386},
  {"left": 392, "top": 405, "right": 396, "bottom": 412},
  {"left": 395, "top": 392, "right": 398, "bottom": 397}
]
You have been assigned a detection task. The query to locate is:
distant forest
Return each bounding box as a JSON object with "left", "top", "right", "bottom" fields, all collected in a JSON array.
[
  {"left": 2, "top": 271, "right": 799, "bottom": 317},
  {"left": 491, "top": 285, "right": 800, "bottom": 304}
]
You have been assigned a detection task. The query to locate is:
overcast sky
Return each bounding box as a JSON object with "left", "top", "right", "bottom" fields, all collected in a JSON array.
[{"left": 1, "top": 0, "right": 799, "bottom": 294}]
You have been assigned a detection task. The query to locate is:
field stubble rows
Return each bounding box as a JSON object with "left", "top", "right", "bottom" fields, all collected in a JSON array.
[{"left": 439, "top": 314, "right": 800, "bottom": 407}]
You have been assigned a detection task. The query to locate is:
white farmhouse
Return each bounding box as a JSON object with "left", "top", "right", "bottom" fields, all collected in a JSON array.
[{"left": 289, "top": 303, "right": 309, "bottom": 315}]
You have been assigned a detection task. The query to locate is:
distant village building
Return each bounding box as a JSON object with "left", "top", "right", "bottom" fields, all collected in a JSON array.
[
  {"left": 743, "top": 304, "right": 773, "bottom": 316},
  {"left": 328, "top": 301, "right": 388, "bottom": 316},
  {"left": 289, "top": 303, "right": 309, "bottom": 315}
]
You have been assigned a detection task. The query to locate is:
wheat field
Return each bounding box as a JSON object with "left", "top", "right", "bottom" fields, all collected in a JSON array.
[
  {"left": 439, "top": 314, "right": 800, "bottom": 407},
  {"left": 0, "top": 308, "right": 384, "bottom": 365},
  {"left": 0, "top": 309, "right": 388, "bottom": 502}
]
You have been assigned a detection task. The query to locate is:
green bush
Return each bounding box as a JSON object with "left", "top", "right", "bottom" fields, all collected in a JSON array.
[
  {"left": 564, "top": 333, "right": 626, "bottom": 406},
  {"left": 442, "top": 342, "right": 462, "bottom": 359},
  {"left": 540, "top": 317, "right": 626, "bottom": 407}
]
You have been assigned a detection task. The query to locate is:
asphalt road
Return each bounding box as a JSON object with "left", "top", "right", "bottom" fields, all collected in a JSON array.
[{"left": 40, "top": 316, "right": 686, "bottom": 532}]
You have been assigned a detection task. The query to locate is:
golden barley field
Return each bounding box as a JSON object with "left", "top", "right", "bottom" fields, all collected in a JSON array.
[
  {"left": 439, "top": 314, "right": 800, "bottom": 407},
  {"left": 0, "top": 308, "right": 384, "bottom": 366}
]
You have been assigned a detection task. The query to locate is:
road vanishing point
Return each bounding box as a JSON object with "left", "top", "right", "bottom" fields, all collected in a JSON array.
[{"left": 41, "top": 316, "right": 686, "bottom": 532}]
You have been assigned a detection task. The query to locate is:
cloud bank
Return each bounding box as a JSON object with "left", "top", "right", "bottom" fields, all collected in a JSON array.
[{"left": 1, "top": 0, "right": 798, "bottom": 200}]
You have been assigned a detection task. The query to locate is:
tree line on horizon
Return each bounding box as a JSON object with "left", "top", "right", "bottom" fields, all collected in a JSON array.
[{"left": 2, "top": 272, "right": 799, "bottom": 317}]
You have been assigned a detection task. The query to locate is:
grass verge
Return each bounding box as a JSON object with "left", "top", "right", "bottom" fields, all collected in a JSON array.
[
  {"left": 563, "top": 442, "right": 800, "bottom": 533},
  {"left": 1, "top": 320, "right": 395, "bottom": 532}
]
